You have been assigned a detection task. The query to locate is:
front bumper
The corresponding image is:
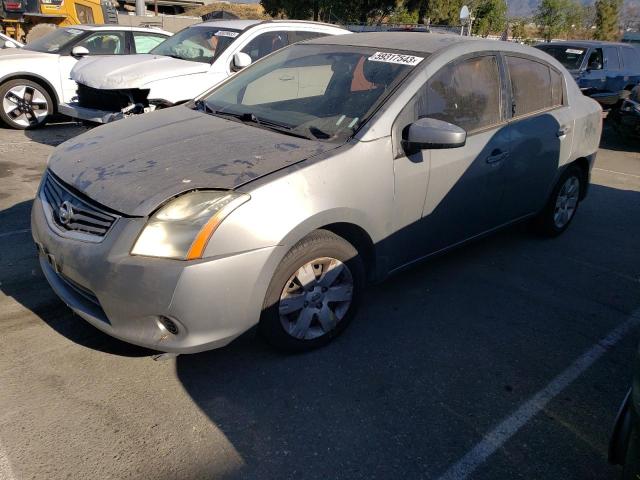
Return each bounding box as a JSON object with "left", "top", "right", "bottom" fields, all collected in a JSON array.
[
  {"left": 59, "top": 102, "right": 159, "bottom": 124},
  {"left": 58, "top": 102, "right": 124, "bottom": 124},
  {"left": 31, "top": 194, "right": 281, "bottom": 353}
]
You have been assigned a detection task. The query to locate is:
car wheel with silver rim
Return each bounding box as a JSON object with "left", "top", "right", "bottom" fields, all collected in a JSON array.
[
  {"left": 260, "top": 229, "right": 365, "bottom": 351},
  {"left": 0, "top": 79, "right": 53, "bottom": 130},
  {"left": 535, "top": 165, "right": 583, "bottom": 236}
]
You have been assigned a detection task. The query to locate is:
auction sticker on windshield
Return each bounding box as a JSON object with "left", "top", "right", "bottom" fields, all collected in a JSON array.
[
  {"left": 215, "top": 31, "right": 239, "bottom": 38},
  {"left": 368, "top": 52, "right": 424, "bottom": 66},
  {"left": 566, "top": 48, "right": 584, "bottom": 54}
]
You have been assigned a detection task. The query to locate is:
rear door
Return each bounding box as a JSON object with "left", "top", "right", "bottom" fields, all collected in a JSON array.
[
  {"left": 502, "top": 54, "right": 574, "bottom": 220},
  {"left": 603, "top": 45, "right": 623, "bottom": 94}
]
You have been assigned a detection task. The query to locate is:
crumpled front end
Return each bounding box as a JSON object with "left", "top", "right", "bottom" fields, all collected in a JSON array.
[{"left": 59, "top": 83, "right": 167, "bottom": 124}]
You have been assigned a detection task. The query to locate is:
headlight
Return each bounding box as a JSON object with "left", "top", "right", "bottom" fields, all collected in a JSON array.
[{"left": 131, "top": 191, "right": 249, "bottom": 260}]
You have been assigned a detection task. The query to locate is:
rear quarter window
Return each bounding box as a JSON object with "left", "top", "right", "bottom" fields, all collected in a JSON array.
[{"left": 621, "top": 47, "right": 640, "bottom": 71}]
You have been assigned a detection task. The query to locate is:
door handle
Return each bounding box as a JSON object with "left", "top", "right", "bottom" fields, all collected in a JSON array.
[
  {"left": 486, "top": 150, "right": 508, "bottom": 164},
  {"left": 556, "top": 126, "right": 571, "bottom": 137},
  {"left": 279, "top": 75, "right": 295, "bottom": 81}
]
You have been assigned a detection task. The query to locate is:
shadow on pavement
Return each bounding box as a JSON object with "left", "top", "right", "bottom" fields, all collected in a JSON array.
[
  {"left": 174, "top": 184, "right": 640, "bottom": 479},
  {"left": 22, "top": 121, "right": 87, "bottom": 147},
  {"left": 0, "top": 199, "right": 154, "bottom": 357}
]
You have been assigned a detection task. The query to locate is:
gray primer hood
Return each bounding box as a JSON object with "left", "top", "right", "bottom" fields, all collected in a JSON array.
[{"left": 48, "top": 107, "right": 336, "bottom": 216}]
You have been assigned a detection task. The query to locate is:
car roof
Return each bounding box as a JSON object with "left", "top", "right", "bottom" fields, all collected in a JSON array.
[
  {"left": 68, "top": 24, "right": 172, "bottom": 35},
  {"left": 306, "top": 31, "right": 478, "bottom": 54},
  {"left": 540, "top": 40, "right": 629, "bottom": 48},
  {"left": 196, "top": 19, "right": 347, "bottom": 31}
]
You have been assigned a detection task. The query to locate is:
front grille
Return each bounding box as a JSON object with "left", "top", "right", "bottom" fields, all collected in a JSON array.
[
  {"left": 77, "top": 84, "right": 149, "bottom": 112},
  {"left": 40, "top": 172, "right": 117, "bottom": 239}
]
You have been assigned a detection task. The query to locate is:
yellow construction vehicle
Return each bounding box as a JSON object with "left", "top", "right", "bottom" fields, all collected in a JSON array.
[{"left": 1, "top": 0, "right": 118, "bottom": 43}]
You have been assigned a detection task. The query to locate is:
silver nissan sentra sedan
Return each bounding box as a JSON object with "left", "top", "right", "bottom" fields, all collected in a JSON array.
[{"left": 31, "top": 33, "right": 602, "bottom": 353}]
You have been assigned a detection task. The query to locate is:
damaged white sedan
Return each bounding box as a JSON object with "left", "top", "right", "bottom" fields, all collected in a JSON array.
[{"left": 59, "top": 19, "right": 350, "bottom": 124}]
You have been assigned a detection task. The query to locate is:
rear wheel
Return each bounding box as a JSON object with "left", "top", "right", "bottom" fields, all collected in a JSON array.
[
  {"left": 0, "top": 79, "right": 53, "bottom": 129},
  {"left": 259, "top": 230, "right": 365, "bottom": 351},
  {"left": 533, "top": 165, "right": 583, "bottom": 237}
]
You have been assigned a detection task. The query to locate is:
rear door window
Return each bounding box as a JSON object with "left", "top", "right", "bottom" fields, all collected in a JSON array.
[
  {"left": 604, "top": 46, "right": 621, "bottom": 70},
  {"left": 133, "top": 32, "right": 167, "bottom": 53},
  {"left": 241, "top": 31, "right": 290, "bottom": 62},
  {"left": 423, "top": 55, "right": 502, "bottom": 133},
  {"left": 506, "top": 55, "right": 562, "bottom": 118}
]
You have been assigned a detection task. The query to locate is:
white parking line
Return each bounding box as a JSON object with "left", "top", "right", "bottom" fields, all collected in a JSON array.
[
  {"left": 0, "top": 441, "right": 14, "bottom": 480},
  {"left": 0, "top": 229, "right": 29, "bottom": 239},
  {"left": 436, "top": 309, "right": 640, "bottom": 480},
  {"left": 593, "top": 167, "right": 640, "bottom": 179}
]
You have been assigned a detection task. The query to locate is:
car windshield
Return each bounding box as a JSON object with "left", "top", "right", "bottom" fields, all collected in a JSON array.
[
  {"left": 24, "top": 27, "right": 85, "bottom": 53},
  {"left": 536, "top": 45, "right": 587, "bottom": 70},
  {"left": 199, "top": 44, "right": 424, "bottom": 142},
  {"left": 150, "top": 26, "right": 241, "bottom": 63}
]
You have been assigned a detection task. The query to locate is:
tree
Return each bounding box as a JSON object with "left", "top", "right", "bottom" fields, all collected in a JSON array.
[
  {"left": 261, "top": 0, "right": 396, "bottom": 23},
  {"left": 620, "top": 2, "right": 640, "bottom": 32},
  {"left": 510, "top": 18, "right": 528, "bottom": 41},
  {"left": 594, "top": 0, "right": 622, "bottom": 40},
  {"left": 562, "top": 0, "right": 586, "bottom": 39},
  {"left": 405, "top": 0, "right": 429, "bottom": 24},
  {"left": 472, "top": 0, "right": 507, "bottom": 37},
  {"left": 535, "top": 0, "right": 569, "bottom": 41},
  {"left": 260, "top": 0, "right": 319, "bottom": 20}
]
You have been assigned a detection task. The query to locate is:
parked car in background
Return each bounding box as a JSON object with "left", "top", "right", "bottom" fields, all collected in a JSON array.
[
  {"left": 610, "top": 342, "right": 640, "bottom": 479},
  {"left": 59, "top": 19, "right": 350, "bottom": 124},
  {"left": 609, "top": 83, "right": 640, "bottom": 139},
  {"left": 536, "top": 41, "right": 640, "bottom": 107},
  {"left": 0, "top": 32, "right": 23, "bottom": 49},
  {"left": 32, "top": 33, "right": 601, "bottom": 353},
  {"left": 0, "top": 25, "right": 171, "bottom": 129}
]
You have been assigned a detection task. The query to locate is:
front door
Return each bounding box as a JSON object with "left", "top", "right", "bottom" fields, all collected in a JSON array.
[{"left": 389, "top": 54, "right": 509, "bottom": 268}]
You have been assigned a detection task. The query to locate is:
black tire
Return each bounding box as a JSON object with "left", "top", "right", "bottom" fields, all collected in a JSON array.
[
  {"left": 0, "top": 79, "right": 53, "bottom": 130},
  {"left": 533, "top": 165, "right": 583, "bottom": 237},
  {"left": 259, "top": 229, "right": 365, "bottom": 352},
  {"left": 623, "top": 424, "right": 640, "bottom": 480}
]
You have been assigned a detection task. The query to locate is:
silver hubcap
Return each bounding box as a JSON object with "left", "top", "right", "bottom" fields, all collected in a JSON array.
[
  {"left": 3, "top": 85, "right": 48, "bottom": 127},
  {"left": 279, "top": 257, "right": 354, "bottom": 340},
  {"left": 553, "top": 175, "right": 580, "bottom": 228}
]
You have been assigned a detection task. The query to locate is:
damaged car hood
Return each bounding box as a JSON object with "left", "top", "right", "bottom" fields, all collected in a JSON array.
[
  {"left": 71, "top": 54, "right": 210, "bottom": 89},
  {"left": 48, "top": 106, "right": 340, "bottom": 216}
]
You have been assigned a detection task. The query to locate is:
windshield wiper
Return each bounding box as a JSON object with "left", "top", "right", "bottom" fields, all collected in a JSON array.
[
  {"left": 213, "top": 110, "right": 312, "bottom": 140},
  {"left": 194, "top": 99, "right": 213, "bottom": 113}
]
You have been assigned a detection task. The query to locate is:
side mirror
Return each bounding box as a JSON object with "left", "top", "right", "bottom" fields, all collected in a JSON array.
[
  {"left": 71, "top": 46, "right": 90, "bottom": 58},
  {"left": 402, "top": 117, "right": 466, "bottom": 155},
  {"left": 4, "top": 40, "right": 17, "bottom": 49},
  {"left": 231, "top": 52, "right": 252, "bottom": 72}
]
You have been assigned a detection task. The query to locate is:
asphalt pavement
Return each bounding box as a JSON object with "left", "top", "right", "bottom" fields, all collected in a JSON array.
[{"left": 0, "top": 120, "right": 638, "bottom": 480}]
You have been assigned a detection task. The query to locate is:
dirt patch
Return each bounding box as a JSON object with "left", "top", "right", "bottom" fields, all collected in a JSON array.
[{"left": 0, "top": 161, "right": 20, "bottom": 179}]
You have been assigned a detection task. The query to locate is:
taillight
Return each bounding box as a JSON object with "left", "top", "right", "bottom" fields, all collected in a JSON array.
[{"left": 4, "top": 1, "right": 22, "bottom": 9}]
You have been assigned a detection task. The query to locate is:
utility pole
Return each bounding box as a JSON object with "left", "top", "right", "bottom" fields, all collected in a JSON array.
[{"left": 135, "top": 0, "right": 146, "bottom": 16}]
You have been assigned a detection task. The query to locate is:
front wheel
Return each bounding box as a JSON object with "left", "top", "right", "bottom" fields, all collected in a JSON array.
[
  {"left": 259, "top": 230, "right": 365, "bottom": 351},
  {"left": 0, "top": 79, "right": 53, "bottom": 129},
  {"left": 534, "top": 165, "right": 583, "bottom": 237}
]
